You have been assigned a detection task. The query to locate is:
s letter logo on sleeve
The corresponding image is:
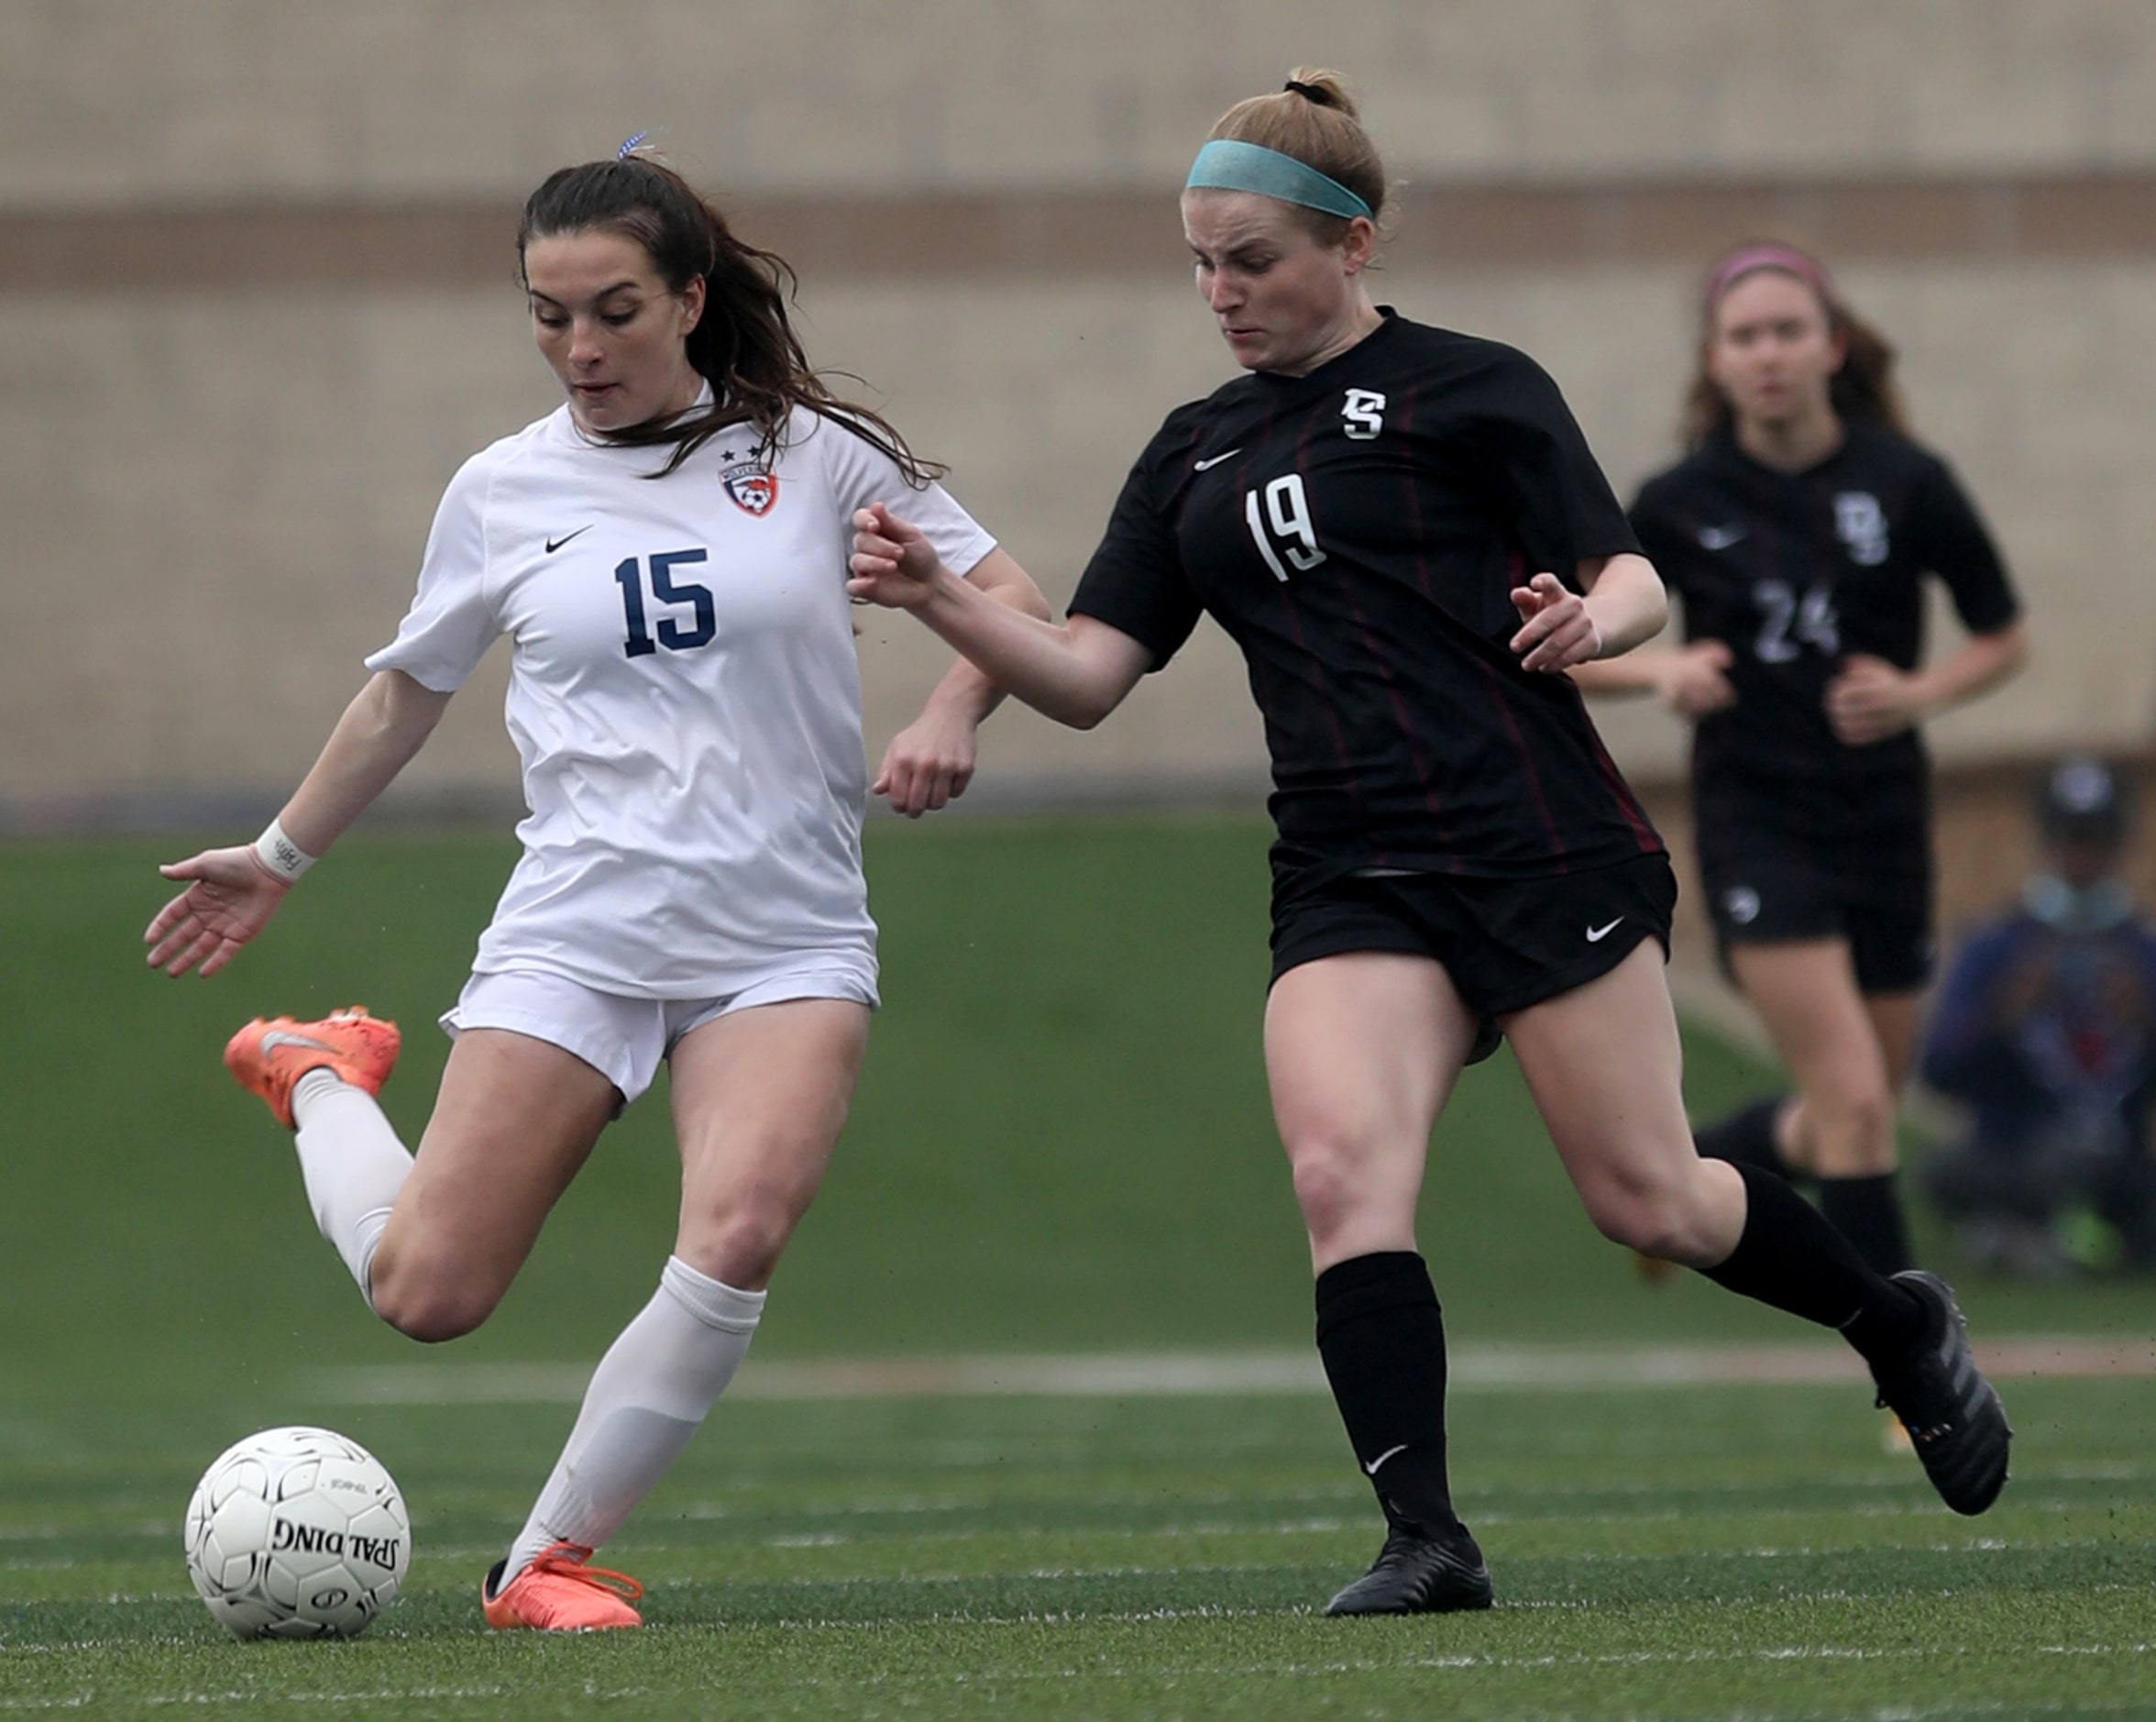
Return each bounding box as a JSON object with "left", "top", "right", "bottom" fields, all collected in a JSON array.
[{"left": 1342, "top": 389, "right": 1386, "bottom": 441}]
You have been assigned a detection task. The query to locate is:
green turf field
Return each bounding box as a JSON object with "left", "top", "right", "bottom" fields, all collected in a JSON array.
[{"left": 4, "top": 818, "right": 2153, "bottom": 1718}]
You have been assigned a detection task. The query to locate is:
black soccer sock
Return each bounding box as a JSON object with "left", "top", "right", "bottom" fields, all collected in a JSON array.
[
  {"left": 1314, "top": 1252, "right": 1458, "bottom": 1535},
  {"left": 1818, "top": 1172, "right": 1915, "bottom": 1277},
  {"left": 1700, "top": 1162, "right": 1926, "bottom": 1364},
  {"left": 1693, "top": 1095, "right": 1799, "bottom": 1181}
]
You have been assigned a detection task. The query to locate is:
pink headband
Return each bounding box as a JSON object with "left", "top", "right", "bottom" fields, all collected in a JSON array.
[{"left": 1704, "top": 243, "right": 1832, "bottom": 310}]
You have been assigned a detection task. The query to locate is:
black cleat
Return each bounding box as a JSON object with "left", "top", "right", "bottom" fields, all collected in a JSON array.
[
  {"left": 1325, "top": 1521, "right": 1494, "bottom": 1616},
  {"left": 1869, "top": 1269, "right": 2012, "bottom": 1515}
]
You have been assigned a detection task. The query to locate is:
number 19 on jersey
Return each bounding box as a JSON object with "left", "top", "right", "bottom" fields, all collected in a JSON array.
[{"left": 1244, "top": 475, "right": 1326, "bottom": 583}]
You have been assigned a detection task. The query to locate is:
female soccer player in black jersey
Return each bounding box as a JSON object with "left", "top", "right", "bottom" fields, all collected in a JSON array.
[
  {"left": 1575, "top": 244, "right": 2027, "bottom": 1284},
  {"left": 849, "top": 72, "right": 2011, "bottom": 1613}
]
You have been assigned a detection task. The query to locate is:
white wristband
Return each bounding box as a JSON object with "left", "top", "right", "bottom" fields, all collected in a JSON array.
[{"left": 252, "top": 818, "right": 317, "bottom": 884}]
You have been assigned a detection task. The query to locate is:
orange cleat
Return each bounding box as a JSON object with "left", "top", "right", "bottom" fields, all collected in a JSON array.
[
  {"left": 482, "top": 1543, "right": 644, "bottom": 1631},
  {"left": 223, "top": 1006, "right": 401, "bottom": 1129}
]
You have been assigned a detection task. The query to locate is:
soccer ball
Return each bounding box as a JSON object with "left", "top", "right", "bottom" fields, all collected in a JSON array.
[{"left": 183, "top": 1425, "right": 410, "bottom": 1639}]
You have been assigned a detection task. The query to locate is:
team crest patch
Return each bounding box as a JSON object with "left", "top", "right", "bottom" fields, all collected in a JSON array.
[{"left": 721, "top": 460, "right": 780, "bottom": 517}]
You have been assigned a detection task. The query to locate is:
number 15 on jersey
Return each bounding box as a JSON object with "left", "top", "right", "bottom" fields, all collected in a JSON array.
[
  {"left": 1244, "top": 475, "right": 1326, "bottom": 582},
  {"left": 615, "top": 549, "right": 715, "bottom": 657}
]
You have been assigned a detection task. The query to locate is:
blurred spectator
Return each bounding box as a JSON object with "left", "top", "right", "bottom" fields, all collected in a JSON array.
[{"left": 1919, "top": 757, "right": 2156, "bottom": 1274}]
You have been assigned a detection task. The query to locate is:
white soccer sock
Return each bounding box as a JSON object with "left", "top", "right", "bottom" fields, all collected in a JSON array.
[
  {"left": 291, "top": 1068, "right": 413, "bottom": 1312},
  {"left": 503, "top": 1256, "right": 765, "bottom": 1582}
]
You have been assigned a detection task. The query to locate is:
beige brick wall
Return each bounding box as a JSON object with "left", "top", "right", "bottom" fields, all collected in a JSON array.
[
  {"left": 6, "top": 0, "right": 2156, "bottom": 208},
  {"left": 4, "top": 2, "right": 2153, "bottom": 815}
]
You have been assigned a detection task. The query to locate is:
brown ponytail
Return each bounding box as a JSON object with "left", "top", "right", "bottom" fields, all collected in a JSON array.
[{"left": 517, "top": 156, "right": 940, "bottom": 482}]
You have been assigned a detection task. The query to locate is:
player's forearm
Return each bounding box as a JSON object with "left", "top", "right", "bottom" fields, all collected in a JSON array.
[
  {"left": 1568, "top": 649, "right": 1677, "bottom": 696},
  {"left": 1907, "top": 620, "right": 2029, "bottom": 719},
  {"left": 1580, "top": 555, "right": 1669, "bottom": 659},
  {"left": 913, "top": 570, "right": 1128, "bottom": 729},
  {"left": 280, "top": 670, "right": 452, "bottom": 854},
  {"left": 917, "top": 654, "right": 1006, "bottom": 725},
  {"left": 919, "top": 553, "right": 1057, "bottom": 723}
]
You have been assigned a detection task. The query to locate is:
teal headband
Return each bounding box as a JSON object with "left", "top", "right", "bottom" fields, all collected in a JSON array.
[{"left": 1183, "top": 138, "right": 1372, "bottom": 219}]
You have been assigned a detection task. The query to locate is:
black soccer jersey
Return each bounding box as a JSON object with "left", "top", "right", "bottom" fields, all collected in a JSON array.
[
  {"left": 1630, "top": 425, "right": 2021, "bottom": 794},
  {"left": 1069, "top": 311, "right": 1661, "bottom": 877}
]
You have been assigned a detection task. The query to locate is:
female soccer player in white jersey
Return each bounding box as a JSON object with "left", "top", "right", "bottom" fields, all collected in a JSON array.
[
  {"left": 1574, "top": 244, "right": 2026, "bottom": 1287},
  {"left": 143, "top": 150, "right": 1047, "bottom": 1630},
  {"left": 845, "top": 71, "right": 2012, "bottom": 1616}
]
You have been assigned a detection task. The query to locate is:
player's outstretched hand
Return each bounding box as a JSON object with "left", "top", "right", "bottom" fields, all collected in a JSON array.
[
  {"left": 848, "top": 503, "right": 943, "bottom": 609},
  {"left": 875, "top": 702, "right": 979, "bottom": 817},
  {"left": 144, "top": 845, "right": 288, "bottom": 977},
  {"left": 1658, "top": 639, "right": 1738, "bottom": 718},
  {"left": 1509, "top": 572, "right": 1602, "bottom": 673},
  {"left": 1824, "top": 653, "right": 1920, "bottom": 745}
]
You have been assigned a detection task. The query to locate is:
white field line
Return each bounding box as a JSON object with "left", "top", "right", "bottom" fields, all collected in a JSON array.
[
  {"left": 4, "top": 1648, "right": 2151, "bottom": 1713},
  {"left": 308, "top": 1335, "right": 2156, "bottom": 1406}
]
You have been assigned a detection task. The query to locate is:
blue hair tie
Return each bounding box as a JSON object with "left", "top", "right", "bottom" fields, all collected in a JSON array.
[
  {"left": 1184, "top": 138, "right": 1371, "bottom": 219},
  {"left": 617, "top": 130, "right": 651, "bottom": 160}
]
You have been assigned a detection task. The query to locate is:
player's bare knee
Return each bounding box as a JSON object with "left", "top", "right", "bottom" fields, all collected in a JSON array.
[
  {"left": 1579, "top": 1176, "right": 1697, "bottom": 1259},
  {"left": 373, "top": 1290, "right": 488, "bottom": 1345},
  {"left": 1287, "top": 1137, "right": 1370, "bottom": 1242},
  {"left": 368, "top": 1255, "right": 501, "bottom": 1344},
  {"left": 686, "top": 1189, "right": 802, "bottom": 1288}
]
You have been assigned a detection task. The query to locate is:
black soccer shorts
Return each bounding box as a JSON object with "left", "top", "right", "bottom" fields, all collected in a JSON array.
[
  {"left": 1694, "top": 777, "right": 1935, "bottom": 994},
  {"left": 1269, "top": 852, "right": 1677, "bottom": 1063}
]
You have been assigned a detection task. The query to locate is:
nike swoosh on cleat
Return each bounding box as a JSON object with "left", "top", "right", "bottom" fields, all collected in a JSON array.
[
  {"left": 258, "top": 1030, "right": 337, "bottom": 1054},
  {"left": 545, "top": 525, "right": 593, "bottom": 554},
  {"left": 1585, "top": 918, "right": 1624, "bottom": 942},
  {"left": 1361, "top": 1442, "right": 1409, "bottom": 1476},
  {"left": 1697, "top": 524, "right": 1746, "bottom": 550},
  {"left": 1193, "top": 449, "right": 1243, "bottom": 471}
]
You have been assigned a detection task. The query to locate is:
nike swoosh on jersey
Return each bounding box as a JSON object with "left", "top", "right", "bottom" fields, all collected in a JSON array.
[
  {"left": 1193, "top": 448, "right": 1243, "bottom": 471},
  {"left": 545, "top": 525, "right": 594, "bottom": 554},
  {"left": 1697, "top": 524, "right": 1745, "bottom": 550},
  {"left": 1585, "top": 918, "right": 1624, "bottom": 943}
]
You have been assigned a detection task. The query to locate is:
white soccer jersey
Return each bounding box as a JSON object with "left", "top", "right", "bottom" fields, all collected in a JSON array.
[{"left": 367, "top": 400, "right": 996, "bottom": 999}]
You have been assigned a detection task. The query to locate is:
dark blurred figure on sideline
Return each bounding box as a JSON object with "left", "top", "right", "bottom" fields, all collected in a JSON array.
[{"left": 1919, "top": 756, "right": 2156, "bottom": 1275}]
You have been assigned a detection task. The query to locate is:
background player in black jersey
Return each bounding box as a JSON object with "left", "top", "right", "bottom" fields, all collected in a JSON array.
[
  {"left": 1574, "top": 244, "right": 2027, "bottom": 1296},
  {"left": 848, "top": 72, "right": 2011, "bottom": 1614}
]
